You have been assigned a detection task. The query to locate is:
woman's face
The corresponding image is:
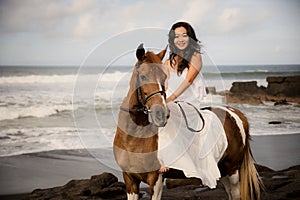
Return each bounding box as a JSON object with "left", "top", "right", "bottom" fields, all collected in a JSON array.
[{"left": 174, "top": 26, "right": 189, "bottom": 51}]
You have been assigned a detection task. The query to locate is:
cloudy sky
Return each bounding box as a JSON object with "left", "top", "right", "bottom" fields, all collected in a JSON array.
[{"left": 0, "top": 0, "right": 299, "bottom": 66}]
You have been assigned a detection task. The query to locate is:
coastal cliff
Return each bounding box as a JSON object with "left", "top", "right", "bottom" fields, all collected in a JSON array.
[{"left": 224, "top": 75, "right": 300, "bottom": 104}]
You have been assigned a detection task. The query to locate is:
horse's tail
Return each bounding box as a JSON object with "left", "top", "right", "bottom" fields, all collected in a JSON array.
[{"left": 240, "top": 139, "right": 263, "bottom": 200}]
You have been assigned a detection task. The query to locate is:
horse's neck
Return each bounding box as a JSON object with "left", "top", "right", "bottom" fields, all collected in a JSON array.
[
  {"left": 118, "top": 111, "right": 158, "bottom": 138},
  {"left": 118, "top": 69, "right": 158, "bottom": 136}
]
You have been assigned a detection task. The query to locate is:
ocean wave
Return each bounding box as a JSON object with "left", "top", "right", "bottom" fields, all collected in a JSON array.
[
  {"left": 203, "top": 70, "right": 300, "bottom": 77},
  {"left": 0, "top": 74, "right": 77, "bottom": 84},
  {"left": 0, "top": 105, "right": 74, "bottom": 121},
  {"left": 0, "top": 127, "right": 83, "bottom": 157},
  {"left": 0, "top": 127, "right": 115, "bottom": 157},
  {"left": 0, "top": 71, "right": 130, "bottom": 85},
  {"left": 0, "top": 100, "right": 122, "bottom": 121}
]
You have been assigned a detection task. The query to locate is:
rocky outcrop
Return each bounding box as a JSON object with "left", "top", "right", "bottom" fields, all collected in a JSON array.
[
  {"left": 205, "top": 86, "right": 217, "bottom": 95},
  {"left": 19, "top": 165, "right": 300, "bottom": 200},
  {"left": 159, "top": 165, "right": 300, "bottom": 200},
  {"left": 225, "top": 76, "right": 300, "bottom": 104},
  {"left": 28, "top": 173, "right": 126, "bottom": 200},
  {"left": 266, "top": 76, "right": 300, "bottom": 97}
]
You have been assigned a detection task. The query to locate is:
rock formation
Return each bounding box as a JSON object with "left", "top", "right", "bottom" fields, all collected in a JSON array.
[
  {"left": 22, "top": 165, "right": 300, "bottom": 200},
  {"left": 225, "top": 76, "right": 300, "bottom": 104}
]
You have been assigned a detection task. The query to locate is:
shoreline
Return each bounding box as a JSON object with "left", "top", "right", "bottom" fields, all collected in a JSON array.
[{"left": 0, "top": 133, "right": 299, "bottom": 197}]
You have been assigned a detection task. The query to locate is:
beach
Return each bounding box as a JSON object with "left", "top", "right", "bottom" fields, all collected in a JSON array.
[
  {"left": 1, "top": 65, "right": 300, "bottom": 199},
  {"left": 0, "top": 134, "right": 299, "bottom": 198}
]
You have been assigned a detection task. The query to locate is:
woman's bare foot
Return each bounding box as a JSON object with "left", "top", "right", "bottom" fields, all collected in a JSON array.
[{"left": 159, "top": 167, "right": 170, "bottom": 173}]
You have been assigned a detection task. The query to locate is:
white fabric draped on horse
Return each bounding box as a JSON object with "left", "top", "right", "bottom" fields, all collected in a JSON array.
[{"left": 158, "top": 101, "right": 228, "bottom": 188}]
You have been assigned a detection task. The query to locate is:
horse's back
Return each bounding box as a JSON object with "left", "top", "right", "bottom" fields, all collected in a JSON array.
[{"left": 202, "top": 106, "right": 249, "bottom": 176}]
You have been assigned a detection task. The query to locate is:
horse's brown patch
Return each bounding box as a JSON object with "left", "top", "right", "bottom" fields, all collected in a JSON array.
[{"left": 202, "top": 106, "right": 247, "bottom": 176}]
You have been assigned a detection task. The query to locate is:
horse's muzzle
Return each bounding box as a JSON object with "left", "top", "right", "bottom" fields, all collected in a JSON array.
[{"left": 149, "top": 104, "right": 169, "bottom": 127}]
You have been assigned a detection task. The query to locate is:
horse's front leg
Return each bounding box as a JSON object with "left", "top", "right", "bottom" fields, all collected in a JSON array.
[
  {"left": 123, "top": 172, "right": 140, "bottom": 200},
  {"left": 150, "top": 173, "right": 163, "bottom": 200}
]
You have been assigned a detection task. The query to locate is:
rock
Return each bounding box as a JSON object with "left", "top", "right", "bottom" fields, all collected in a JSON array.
[
  {"left": 29, "top": 172, "right": 126, "bottom": 200},
  {"left": 230, "top": 81, "right": 266, "bottom": 95},
  {"left": 225, "top": 93, "right": 263, "bottom": 105},
  {"left": 162, "top": 164, "right": 300, "bottom": 200},
  {"left": 274, "top": 99, "right": 291, "bottom": 106},
  {"left": 93, "top": 182, "right": 126, "bottom": 198},
  {"left": 205, "top": 86, "right": 217, "bottom": 95},
  {"left": 89, "top": 173, "right": 118, "bottom": 195},
  {"left": 225, "top": 76, "right": 300, "bottom": 104},
  {"left": 225, "top": 81, "right": 265, "bottom": 104},
  {"left": 26, "top": 164, "right": 300, "bottom": 200},
  {"left": 267, "top": 76, "right": 300, "bottom": 97},
  {"left": 269, "top": 121, "right": 282, "bottom": 124}
]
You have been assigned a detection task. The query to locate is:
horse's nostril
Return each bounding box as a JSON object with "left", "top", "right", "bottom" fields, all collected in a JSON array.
[{"left": 166, "top": 108, "right": 170, "bottom": 119}]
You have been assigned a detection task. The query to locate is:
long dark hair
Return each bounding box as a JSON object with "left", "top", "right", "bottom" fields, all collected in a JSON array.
[{"left": 168, "top": 21, "right": 201, "bottom": 75}]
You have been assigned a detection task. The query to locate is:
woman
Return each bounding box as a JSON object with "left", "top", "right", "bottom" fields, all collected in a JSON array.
[
  {"left": 158, "top": 22, "right": 227, "bottom": 189},
  {"left": 164, "top": 21, "right": 206, "bottom": 104}
]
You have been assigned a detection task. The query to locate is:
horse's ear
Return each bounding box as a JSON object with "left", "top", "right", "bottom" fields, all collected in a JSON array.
[
  {"left": 136, "top": 43, "right": 145, "bottom": 61},
  {"left": 156, "top": 45, "right": 168, "bottom": 61}
]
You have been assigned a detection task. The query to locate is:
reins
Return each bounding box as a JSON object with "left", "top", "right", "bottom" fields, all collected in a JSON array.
[{"left": 175, "top": 101, "right": 205, "bottom": 132}]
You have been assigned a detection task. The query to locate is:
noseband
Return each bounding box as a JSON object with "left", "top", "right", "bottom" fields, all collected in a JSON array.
[
  {"left": 137, "top": 88, "right": 166, "bottom": 114},
  {"left": 121, "top": 62, "right": 166, "bottom": 114}
]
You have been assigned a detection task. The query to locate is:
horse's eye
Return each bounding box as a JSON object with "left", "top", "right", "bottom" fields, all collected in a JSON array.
[{"left": 140, "top": 74, "right": 147, "bottom": 81}]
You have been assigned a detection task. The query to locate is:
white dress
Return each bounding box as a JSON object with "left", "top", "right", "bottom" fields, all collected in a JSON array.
[{"left": 158, "top": 69, "right": 228, "bottom": 188}]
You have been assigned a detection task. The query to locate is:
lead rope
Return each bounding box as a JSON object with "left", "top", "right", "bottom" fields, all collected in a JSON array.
[{"left": 175, "top": 101, "right": 205, "bottom": 132}]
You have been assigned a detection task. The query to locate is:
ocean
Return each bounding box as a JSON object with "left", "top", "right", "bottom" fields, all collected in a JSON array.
[{"left": 0, "top": 64, "right": 300, "bottom": 160}]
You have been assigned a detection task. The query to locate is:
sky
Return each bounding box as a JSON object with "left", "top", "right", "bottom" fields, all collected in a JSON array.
[{"left": 0, "top": 0, "right": 299, "bottom": 66}]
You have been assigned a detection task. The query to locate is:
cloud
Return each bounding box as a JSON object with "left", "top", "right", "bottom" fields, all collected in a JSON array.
[
  {"left": 178, "top": 0, "right": 214, "bottom": 26},
  {"left": 0, "top": 0, "right": 299, "bottom": 65},
  {"left": 0, "top": 0, "right": 106, "bottom": 38},
  {"left": 216, "top": 7, "right": 269, "bottom": 34},
  {"left": 0, "top": 0, "right": 66, "bottom": 33}
]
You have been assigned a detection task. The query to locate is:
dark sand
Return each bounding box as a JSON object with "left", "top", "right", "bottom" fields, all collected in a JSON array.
[
  {"left": 0, "top": 149, "right": 123, "bottom": 195},
  {"left": 0, "top": 134, "right": 299, "bottom": 196}
]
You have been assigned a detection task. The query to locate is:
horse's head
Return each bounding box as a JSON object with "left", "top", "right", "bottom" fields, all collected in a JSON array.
[{"left": 133, "top": 43, "right": 169, "bottom": 127}]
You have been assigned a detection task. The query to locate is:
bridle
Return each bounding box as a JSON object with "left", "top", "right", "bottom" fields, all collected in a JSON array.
[{"left": 121, "top": 62, "right": 166, "bottom": 114}]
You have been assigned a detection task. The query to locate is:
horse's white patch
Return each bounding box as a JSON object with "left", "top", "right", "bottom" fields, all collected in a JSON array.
[
  {"left": 127, "top": 193, "right": 139, "bottom": 200},
  {"left": 158, "top": 80, "right": 167, "bottom": 108},
  {"left": 229, "top": 170, "right": 239, "bottom": 185},
  {"left": 229, "top": 170, "right": 241, "bottom": 199},
  {"left": 216, "top": 106, "right": 246, "bottom": 145},
  {"left": 152, "top": 173, "right": 163, "bottom": 200}
]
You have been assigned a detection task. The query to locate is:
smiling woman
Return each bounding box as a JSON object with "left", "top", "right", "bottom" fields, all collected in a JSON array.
[{"left": 174, "top": 27, "right": 189, "bottom": 50}]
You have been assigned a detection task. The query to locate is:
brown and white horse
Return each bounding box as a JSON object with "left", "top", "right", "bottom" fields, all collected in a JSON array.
[{"left": 113, "top": 44, "right": 262, "bottom": 200}]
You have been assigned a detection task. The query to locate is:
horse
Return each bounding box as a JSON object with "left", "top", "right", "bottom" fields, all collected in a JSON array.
[{"left": 113, "top": 44, "right": 262, "bottom": 200}]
